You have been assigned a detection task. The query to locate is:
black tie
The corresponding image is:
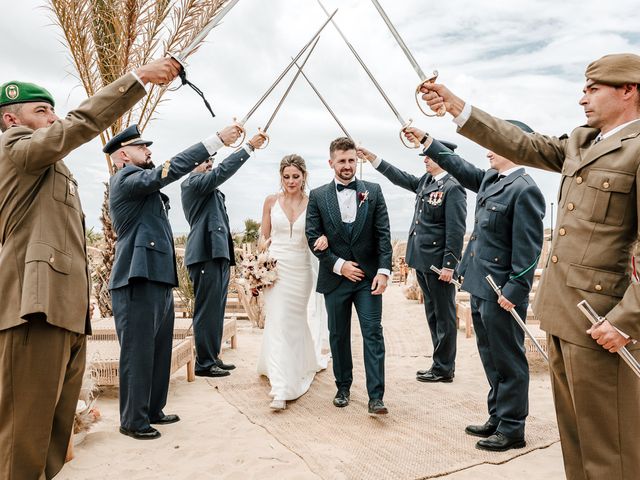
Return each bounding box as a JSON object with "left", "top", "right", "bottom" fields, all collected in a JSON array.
[
  {"left": 336, "top": 182, "right": 357, "bottom": 192},
  {"left": 494, "top": 174, "right": 505, "bottom": 184}
]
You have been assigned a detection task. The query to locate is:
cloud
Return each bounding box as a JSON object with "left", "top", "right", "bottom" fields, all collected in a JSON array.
[{"left": 2, "top": 0, "right": 639, "bottom": 235}]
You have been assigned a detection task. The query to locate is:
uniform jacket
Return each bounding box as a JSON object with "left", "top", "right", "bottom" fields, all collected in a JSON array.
[
  {"left": 0, "top": 73, "right": 145, "bottom": 334},
  {"left": 375, "top": 159, "right": 466, "bottom": 273},
  {"left": 180, "top": 147, "right": 250, "bottom": 267},
  {"left": 458, "top": 107, "right": 640, "bottom": 348},
  {"left": 109, "top": 142, "right": 210, "bottom": 290},
  {"left": 305, "top": 179, "right": 393, "bottom": 294},
  {"left": 424, "top": 139, "right": 545, "bottom": 306}
]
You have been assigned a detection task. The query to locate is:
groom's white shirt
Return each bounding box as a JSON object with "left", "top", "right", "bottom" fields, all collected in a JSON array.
[{"left": 332, "top": 178, "right": 391, "bottom": 278}]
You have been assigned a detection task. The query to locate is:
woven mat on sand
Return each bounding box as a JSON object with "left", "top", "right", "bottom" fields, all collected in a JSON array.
[{"left": 215, "top": 290, "right": 559, "bottom": 480}]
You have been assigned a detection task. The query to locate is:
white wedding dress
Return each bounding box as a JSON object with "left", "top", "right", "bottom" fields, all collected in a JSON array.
[{"left": 257, "top": 200, "right": 329, "bottom": 401}]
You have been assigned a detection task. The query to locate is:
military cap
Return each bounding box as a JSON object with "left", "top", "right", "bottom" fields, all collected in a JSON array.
[
  {"left": 0, "top": 81, "right": 55, "bottom": 107},
  {"left": 420, "top": 139, "right": 457, "bottom": 156},
  {"left": 103, "top": 124, "right": 153, "bottom": 154},
  {"left": 506, "top": 119, "right": 534, "bottom": 133},
  {"left": 585, "top": 53, "right": 640, "bottom": 86}
]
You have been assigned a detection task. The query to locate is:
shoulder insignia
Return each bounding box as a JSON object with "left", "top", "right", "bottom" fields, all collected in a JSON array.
[{"left": 161, "top": 160, "right": 171, "bottom": 179}]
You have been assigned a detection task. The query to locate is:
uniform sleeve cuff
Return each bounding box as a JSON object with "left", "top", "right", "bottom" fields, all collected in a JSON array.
[
  {"left": 453, "top": 102, "right": 472, "bottom": 128},
  {"left": 202, "top": 134, "right": 224, "bottom": 156}
]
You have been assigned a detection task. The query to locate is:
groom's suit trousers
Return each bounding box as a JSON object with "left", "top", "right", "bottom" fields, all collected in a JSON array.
[
  {"left": 324, "top": 278, "right": 385, "bottom": 400},
  {"left": 188, "top": 258, "right": 230, "bottom": 370}
]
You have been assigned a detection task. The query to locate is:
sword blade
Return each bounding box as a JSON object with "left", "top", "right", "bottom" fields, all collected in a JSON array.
[
  {"left": 175, "top": 0, "right": 241, "bottom": 64},
  {"left": 263, "top": 36, "right": 321, "bottom": 132},
  {"left": 370, "top": 0, "right": 428, "bottom": 81},
  {"left": 317, "top": 0, "right": 406, "bottom": 127},
  {"left": 486, "top": 274, "right": 549, "bottom": 362},
  {"left": 294, "top": 60, "right": 352, "bottom": 139},
  {"left": 240, "top": 9, "right": 338, "bottom": 125},
  {"left": 577, "top": 300, "right": 640, "bottom": 379}
]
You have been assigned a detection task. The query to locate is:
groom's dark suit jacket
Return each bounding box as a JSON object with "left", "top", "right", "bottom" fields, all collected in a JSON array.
[{"left": 306, "top": 179, "right": 392, "bottom": 294}]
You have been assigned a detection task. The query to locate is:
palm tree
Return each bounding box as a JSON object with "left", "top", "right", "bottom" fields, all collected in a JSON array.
[{"left": 47, "top": 0, "right": 232, "bottom": 316}]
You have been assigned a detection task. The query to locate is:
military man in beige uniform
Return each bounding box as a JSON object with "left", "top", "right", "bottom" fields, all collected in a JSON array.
[
  {"left": 0, "top": 59, "right": 179, "bottom": 480},
  {"left": 420, "top": 54, "right": 640, "bottom": 479}
]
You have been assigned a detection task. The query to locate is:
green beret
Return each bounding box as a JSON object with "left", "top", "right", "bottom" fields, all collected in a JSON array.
[
  {"left": 0, "top": 81, "right": 55, "bottom": 108},
  {"left": 585, "top": 53, "right": 640, "bottom": 86}
]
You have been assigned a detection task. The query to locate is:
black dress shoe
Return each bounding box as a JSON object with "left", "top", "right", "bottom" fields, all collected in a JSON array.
[
  {"left": 195, "top": 365, "right": 230, "bottom": 377},
  {"left": 151, "top": 414, "right": 180, "bottom": 425},
  {"left": 416, "top": 368, "right": 431, "bottom": 376},
  {"left": 416, "top": 371, "right": 454, "bottom": 383},
  {"left": 476, "top": 432, "right": 526, "bottom": 452},
  {"left": 333, "top": 390, "right": 350, "bottom": 407},
  {"left": 367, "top": 399, "right": 388, "bottom": 415},
  {"left": 215, "top": 357, "right": 236, "bottom": 370},
  {"left": 119, "top": 426, "right": 161, "bottom": 440},
  {"left": 465, "top": 420, "right": 498, "bottom": 438}
]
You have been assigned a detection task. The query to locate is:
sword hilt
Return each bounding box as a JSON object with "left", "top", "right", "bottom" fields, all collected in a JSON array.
[
  {"left": 400, "top": 120, "right": 420, "bottom": 149},
  {"left": 416, "top": 71, "right": 447, "bottom": 118},
  {"left": 229, "top": 117, "right": 246, "bottom": 148},
  {"left": 255, "top": 128, "right": 270, "bottom": 150}
]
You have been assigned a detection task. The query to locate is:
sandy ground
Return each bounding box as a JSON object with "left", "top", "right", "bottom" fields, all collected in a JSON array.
[{"left": 57, "top": 285, "right": 565, "bottom": 480}]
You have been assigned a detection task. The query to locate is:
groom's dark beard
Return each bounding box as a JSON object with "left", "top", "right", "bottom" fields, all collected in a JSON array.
[{"left": 142, "top": 160, "right": 155, "bottom": 170}]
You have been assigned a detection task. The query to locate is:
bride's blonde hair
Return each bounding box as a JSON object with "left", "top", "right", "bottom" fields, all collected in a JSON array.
[{"left": 279, "top": 154, "right": 307, "bottom": 192}]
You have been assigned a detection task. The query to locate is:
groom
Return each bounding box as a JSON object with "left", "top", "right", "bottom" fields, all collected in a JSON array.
[{"left": 306, "top": 137, "right": 392, "bottom": 416}]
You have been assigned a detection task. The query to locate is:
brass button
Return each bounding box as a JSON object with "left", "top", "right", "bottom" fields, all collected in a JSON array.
[
  {"left": 559, "top": 228, "right": 566, "bottom": 236},
  {"left": 150, "top": 241, "right": 155, "bottom": 247},
  {"left": 415, "top": 221, "right": 419, "bottom": 224},
  {"left": 595, "top": 284, "right": 603, "bottom": 291},
  {"left": 602, "top": 181, "right": 610, "bottom": 189},
  {"left": 576, "top": 176, "right": 583, "bottom": 184},
  {"left": 419, "top": 210, "right": 423, "bottom": 213},
  {"left": 118, "top": 86, "right": 126, "bottom": 93},
  {"left": 567, "top": 203, "right": 575, "bottom": 211},
  {"left": 413, "top": 232, "right": 417, "bottom": 236},
  {"left": 470, "top": 252, "right": 475, "bottom": 257},
  {"left": 446, "top": 262, "right": 451, "bottom": 265},
  {"left": 49, "top": 256, "right": 55, "bottom": 263},
  {"left": 494, "top": 257, "right": 499, "bottom": 262},
  {"left": 551, "top": 255, "right": 558, "bottom": 263},
  {"left": 195, "top": 162, "right": 199, "bottom": 166},
  {"left": 491, "top": 206, "right": 496, "bottom": 211},
  {"left": 433, "top": 241, "right": 437, "bottom": 245}
]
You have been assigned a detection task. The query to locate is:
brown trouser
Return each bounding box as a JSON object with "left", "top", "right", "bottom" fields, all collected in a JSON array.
[
  {"left": 548, "top": 334, "right": 640, "bottom": 480},
  {"left": 0, "top": 320, "right": 86, "bottom": 480}
]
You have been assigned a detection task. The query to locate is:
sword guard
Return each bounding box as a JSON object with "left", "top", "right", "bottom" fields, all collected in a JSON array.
[
  {"left": 256, "top": 128, "right": 270, "bottom": 150},
  {"left": 399, "top": 120, "right": 420, "bottom": 149},
  {"left": 229, "top": 118, "right": 246, "bottom": 148},
  {"left": 416, "top": 71, "right": 447, "bottom": 118}
]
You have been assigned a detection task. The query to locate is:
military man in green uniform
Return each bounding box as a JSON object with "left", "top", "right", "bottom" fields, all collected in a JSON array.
[
  {"left": 0, "top": 58, "right": 179, "bottom": 480},
  {"left": 421, "top": 53, "right": 640, "bottom": 479}
]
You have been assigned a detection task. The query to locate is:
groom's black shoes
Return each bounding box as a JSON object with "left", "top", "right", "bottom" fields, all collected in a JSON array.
[
  {"left": 416, "top": 371, "right": 454, "bottom": 383},
  {"left": 195, "top": 365, "right": 230, "bottom": 377},
  {"left": 333, "top": 390, "right": 350, "bottom": 408},
  {"left": 214, "top": 357, "right": 236, "bottom": 370},
  {"left": 368, "top": 399, "right": 388, "bottom": 416}
]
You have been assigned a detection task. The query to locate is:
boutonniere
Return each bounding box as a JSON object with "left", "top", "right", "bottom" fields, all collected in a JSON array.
[{"left": 358, "top": 190, "right": 369, "bottom": 207}]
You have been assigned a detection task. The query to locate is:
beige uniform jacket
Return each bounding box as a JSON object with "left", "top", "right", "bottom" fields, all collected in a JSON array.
[
  {"left": 0, "top": 74, "right": 145, "bottom": 334},
  {"left": 458, "top": 107, "right": 640, "bottom": 349}
]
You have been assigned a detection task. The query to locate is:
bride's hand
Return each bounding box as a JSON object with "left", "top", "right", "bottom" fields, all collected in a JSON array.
[
  {"left": 313, "top": 235, "right": 329, "bottom": 251},
  {"left": 258, "top": 235, "right": 271, "bottom": 252}
]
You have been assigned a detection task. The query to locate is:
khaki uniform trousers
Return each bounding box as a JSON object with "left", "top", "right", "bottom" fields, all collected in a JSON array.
[
  {"left": 0, "top": 319, "right": 86, "bottom": 480},
  {"left": 548, "top": 334, "right": 640, "bottom": 480}
]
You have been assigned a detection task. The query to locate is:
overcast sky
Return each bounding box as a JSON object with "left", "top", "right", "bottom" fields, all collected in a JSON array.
[{"left": 3, "top": 0, "right": 640, "bottom": 236}]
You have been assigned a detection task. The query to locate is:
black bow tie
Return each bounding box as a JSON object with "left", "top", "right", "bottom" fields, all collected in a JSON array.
[{"left": 336, "top": 182, "right": 357, "bottom": 192}]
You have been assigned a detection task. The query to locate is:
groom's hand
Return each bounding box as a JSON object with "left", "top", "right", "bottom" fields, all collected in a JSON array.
[
  {"left": 341, "top": 261, "right": 365, "bottom": 282},
  {"left": 371, "top": 274, "right": 388, "bottom": 295}
]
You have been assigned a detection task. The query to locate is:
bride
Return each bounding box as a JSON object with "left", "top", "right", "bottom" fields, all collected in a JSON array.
[{"left": 257, "top": 154, "right": 329, "bottom": 410}]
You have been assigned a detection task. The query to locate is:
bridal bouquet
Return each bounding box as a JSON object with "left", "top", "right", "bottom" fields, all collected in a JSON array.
[{"left": 236, "top": 251, "right": 278, "bottom": 296}]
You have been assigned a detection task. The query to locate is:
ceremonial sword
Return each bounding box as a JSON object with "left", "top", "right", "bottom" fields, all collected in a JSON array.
[
  {"left": 369, "top": 0, "right": 446, "bottom": 117},
  {"left": 256, "top": 36, "right": 322, "bottom": 149},
  {"left": 577, "top": 300, "right": 640, "bottom": 379},
  {"left": 169, "top": 0, "right": 241, "bottom": 117},
  {"left": 292, "top": 59, "right": 365, "bottom": 177},
  {"left": 430, "top": 265, "right": 461, "bottom": 288},
  {"left": 316, "top": 0, "right": 419, "bottom": 149},
  {"left": 486, "top": 274, "right": 549, "bottom": 362},
  {"left": 229, "top": 9, "right": 338, "bottom": 147}
]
